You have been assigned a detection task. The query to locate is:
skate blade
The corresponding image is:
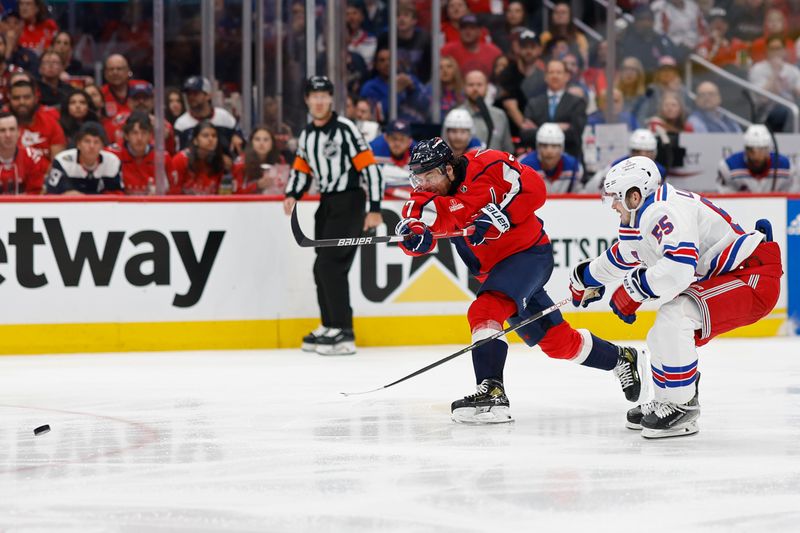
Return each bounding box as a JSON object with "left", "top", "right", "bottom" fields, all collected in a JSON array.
[
  {"left": 636, "top": 349, "right": 655, "bottom": 404},
  {"left": 625, "top": 421, "right": 642, "bottom": 430},
  {"left": 451, "top": 406, "right": 513, "bottom": 425},
  {"left": 641, "top": 421, "right": 699, "bottom": 439},
  {"left": 301, "top": 342, "right": 317, "bottom": 352},
  {"left": 316, "top": 342, "right": 356, "bottom": 356}
]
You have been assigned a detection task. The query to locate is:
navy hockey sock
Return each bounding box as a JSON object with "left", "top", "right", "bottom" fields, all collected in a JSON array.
[
  {"left": 582, "top": 334, "right": 619, "bottom": 371},
  {"left": 472, "top": 339, "right": 508, "bottom": 383}
]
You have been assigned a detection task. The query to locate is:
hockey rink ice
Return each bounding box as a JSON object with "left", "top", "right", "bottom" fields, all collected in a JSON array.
[{"left": 1, "top": 338, "right": 799, "bottom": 532}]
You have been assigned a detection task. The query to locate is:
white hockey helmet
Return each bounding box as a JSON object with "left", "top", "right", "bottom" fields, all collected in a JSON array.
[
  {"left": 536, "top": 122, "right": 565, "bottom": 146},
  {"left": 443, "top": 108, "right": 474, "bottom": 132},
  {"left": 743, "top": 124, "right": 772, "bottom": 149},
  {"left": 603, "top": 156, "right": 661, "bottom": 214},
  {"left": 629, "top": 128, "right": 657, "bottom": 152}
]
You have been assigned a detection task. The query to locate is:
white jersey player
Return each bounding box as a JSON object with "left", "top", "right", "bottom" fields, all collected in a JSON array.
[
  {"left": 717, "top": 124, "right": 799, "bottom": 193},
  {"left": 569, "top": 156, "right": 783, "bottom": 438}
]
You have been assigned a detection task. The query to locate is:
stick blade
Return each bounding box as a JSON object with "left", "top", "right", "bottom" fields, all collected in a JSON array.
[
  {"left": 290, "top": 206, "right": 312, "bottom": 247},
  {"left": 340, "top": 387, "right": 385, "bottom": 397}
]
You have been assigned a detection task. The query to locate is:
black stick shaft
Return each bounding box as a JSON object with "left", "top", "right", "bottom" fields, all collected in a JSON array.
[
  {"left": 342, "top": 297, "right": 571, "bottom": 396},
  {"left": 291, "top": 206, "right": 473, "bottom": 248}
]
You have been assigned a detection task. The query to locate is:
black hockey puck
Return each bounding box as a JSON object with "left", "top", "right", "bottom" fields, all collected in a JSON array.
[{"left": 34, "top": 424, "right": 50, "bottom": 436}]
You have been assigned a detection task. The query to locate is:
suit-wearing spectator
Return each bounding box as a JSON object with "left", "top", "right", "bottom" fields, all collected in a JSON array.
[
  {"left": 9, "top": 79, "right": 65, "bottom": 159},
  {"left": 459, "top": 70, "right": 513, "bottom": 153},
  {"left": 687, "top": 81, "right": 742, "bottom": 133},
  {"left": 440, "top": 14, "right": 502, "bottom": 79},
  {"left": 522, "top": 58, "right": 587, "bottom": 160},
  {"left": 0, "top": 111, "right": 48, "bottom": 194}
]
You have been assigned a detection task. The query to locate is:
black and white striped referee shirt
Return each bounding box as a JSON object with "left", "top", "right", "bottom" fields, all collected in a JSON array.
[{"left": 285, "top": 112, "right": 384, "bottom": 212}]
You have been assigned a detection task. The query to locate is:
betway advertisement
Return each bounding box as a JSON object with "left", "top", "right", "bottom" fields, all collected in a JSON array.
[{"left": 0, "top": 196, "right": 790, "bottom": 352}]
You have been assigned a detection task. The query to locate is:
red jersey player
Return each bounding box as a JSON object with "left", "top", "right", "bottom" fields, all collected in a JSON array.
[{"left": 397, "top": 137, "right": 649, "bottom": 424}]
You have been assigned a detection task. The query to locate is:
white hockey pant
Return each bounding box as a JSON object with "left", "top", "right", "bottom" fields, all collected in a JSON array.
[{"left": 646, "top": 295, "right": 702, "bottom": 405}]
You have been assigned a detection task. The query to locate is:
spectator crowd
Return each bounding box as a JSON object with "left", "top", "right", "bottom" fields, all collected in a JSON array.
[{"left": 0, "top": 0, "right": 798, "bottom": 196}]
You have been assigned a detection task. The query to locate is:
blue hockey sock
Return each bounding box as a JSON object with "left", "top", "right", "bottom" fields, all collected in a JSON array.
[
  {"left": 472, "top": 339, "right": 508, "bottom": 383},
  {"left": 582, "top": 334, "right": 619, "bottom": 371}
]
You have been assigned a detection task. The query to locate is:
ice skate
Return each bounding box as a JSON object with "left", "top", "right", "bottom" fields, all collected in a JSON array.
[
  {"left": 315, "top": 328, "right": 356, "bottom": 355},
  {"left": 302, "top": 325, "right": 328, "bottom": 352},
  {"left": 613, "top": 346, "right": 649, "bottom": 402},
  {"left": 625, "top": 401, "right": 656, "bottom": 430},
  {"left": 451, "top": 379, "right": 513, "bottom": 424},
  {"left": 641, "top": 374, "right": 701, "bottom": 439}
]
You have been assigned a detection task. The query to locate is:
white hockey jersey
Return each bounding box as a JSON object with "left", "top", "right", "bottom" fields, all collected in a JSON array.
[
  {"left": 717, "top": 151, "right": 799, "bottom": 193},
  {"left": 585, "top": 183, "right": 765, "bottom": 302}
]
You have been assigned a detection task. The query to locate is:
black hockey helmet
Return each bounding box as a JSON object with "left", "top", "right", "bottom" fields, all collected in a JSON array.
[
  {"left": 408, "top": 137, "right": 454, "bottom": 175},
  {"left": 304, "top": 75, "right": 334, "bottom": 96}
]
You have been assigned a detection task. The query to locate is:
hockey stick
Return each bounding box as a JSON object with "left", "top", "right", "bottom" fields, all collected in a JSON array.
[
  {"left": 291, "top": 206, "right": 474, "bottom": 247},
  {"left": 340, "top": 296, "right": 573, "bottom": 396}
]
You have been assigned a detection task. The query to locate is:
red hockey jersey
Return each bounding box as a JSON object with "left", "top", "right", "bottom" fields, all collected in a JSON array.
[
  {"left": 401, "top": 149, "right": 549, "bottom": 276},
  {"left": 0, "top": 145, "right": 49, "bottom": 194}
]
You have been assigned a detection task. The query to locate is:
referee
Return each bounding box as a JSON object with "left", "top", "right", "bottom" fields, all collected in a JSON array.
[{"left": 283, "top": 76, "right": 384, "bottom": 355}]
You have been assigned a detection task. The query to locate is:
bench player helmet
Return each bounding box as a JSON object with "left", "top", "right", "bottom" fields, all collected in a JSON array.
[
  {"left": 304, "top": 75, "right": 334, "bottom": 96},
  {"left": 603, "top": 155, "right": 661, "bottom": 215},
  {"left": 408, "top": 137, "right": 455, "bottom": 188},
  {"left": 443, "top": 108, "right": 474, "bottom": 132},
  {"left": 536, "top": 123, "right": 565, "bottom": 146},
  {"left": 743, "top": 124, "right": 771, "bottom": 149},
  {"left": 629, "top": 129, "right": 657, "bottom": 152}
]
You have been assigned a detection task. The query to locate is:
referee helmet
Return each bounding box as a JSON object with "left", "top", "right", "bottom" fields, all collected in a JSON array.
[{"left": 304, "top": 75, "right": 334, "bottom": 96}]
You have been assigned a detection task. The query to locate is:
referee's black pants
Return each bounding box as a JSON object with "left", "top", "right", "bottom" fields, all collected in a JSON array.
[{"left": 313, "top": 189, "right": 365, "bottom": 331}]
